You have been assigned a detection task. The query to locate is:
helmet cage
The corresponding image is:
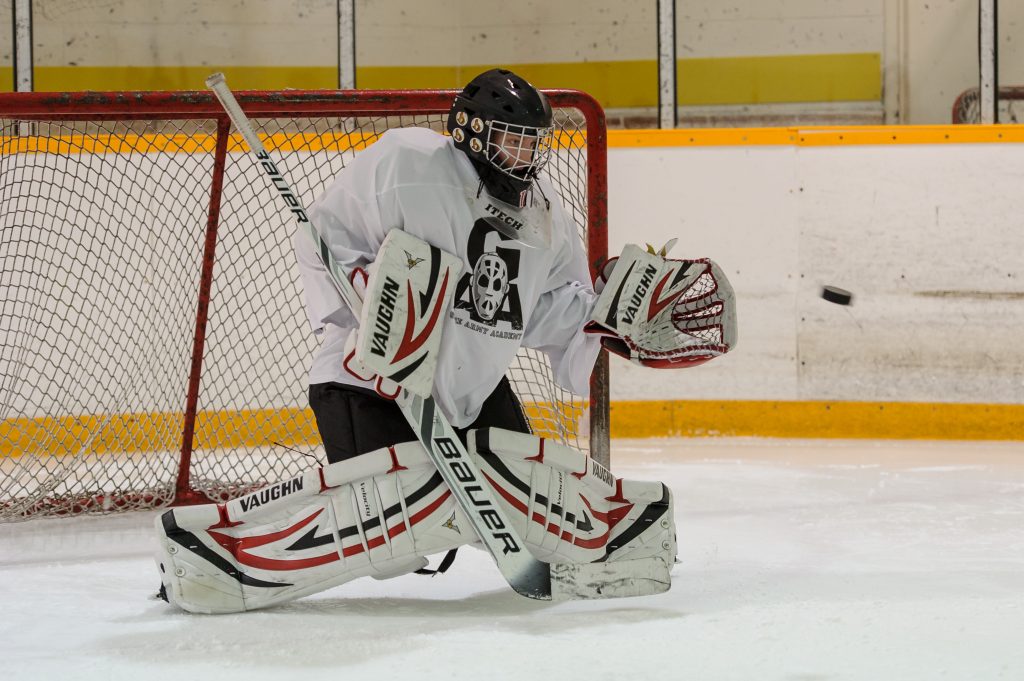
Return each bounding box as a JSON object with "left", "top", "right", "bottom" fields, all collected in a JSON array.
[{"left": 484, "top": 119, "right": 554, "bottom": 182}]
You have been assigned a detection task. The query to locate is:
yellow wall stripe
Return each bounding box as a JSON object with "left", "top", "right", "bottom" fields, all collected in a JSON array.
[
  {"left": 356, "top": 62, "right": 656, "bottom": 109},
  {"left": 678, "top": 53, "right": 880, "bottom": 105},
  {"left": 6, "top": 55, "right": 880, "bottom": 108},
  {"left": 31, "top": 66, "right": 340, "bottom": 94},
  {"left": 4, "top": 399, "right": 1024, "bottom": 457}
]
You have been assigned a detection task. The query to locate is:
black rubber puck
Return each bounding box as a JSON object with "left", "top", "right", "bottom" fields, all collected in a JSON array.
[{"left": 821, "top": 285, "right": 853, "bottom": 305}]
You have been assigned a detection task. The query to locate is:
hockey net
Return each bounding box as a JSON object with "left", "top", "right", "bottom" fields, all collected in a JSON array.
[
  {"left": 952, "top": 86, "right": 1024, "bottom": 123},
  {"left": 0, "top": 89, "right": 609, "bottom": 521}
]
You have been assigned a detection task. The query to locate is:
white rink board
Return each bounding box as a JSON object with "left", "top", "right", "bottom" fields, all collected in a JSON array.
[
  {"left": 5, "top": 141, "right": 1023, "bottom": 416},
  {"left": 607, "top": 142, "right": 1024, "bottom": 404}
]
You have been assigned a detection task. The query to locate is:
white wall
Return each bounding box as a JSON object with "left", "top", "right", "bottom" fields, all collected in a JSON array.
[
  {"left": 6, "top": 0, "right": 1024, "bottom": 121},
  {"left": 679, "top": 0, "right": 882, "bottom": 57},
  {"left": 30, "top": 0, "right": 337, "bottom": 67},
  {"left": 361, "top": 0, "right": 654, "bottom": 66},
  {"left": 608, "top": 141, "right": 1024, "bottom": 403},
  {"left": 0, "top": 0, "right": 10, "bottom": 64},
  {"left": 11, "top": 0, "right": 882, "bottom": 67}
]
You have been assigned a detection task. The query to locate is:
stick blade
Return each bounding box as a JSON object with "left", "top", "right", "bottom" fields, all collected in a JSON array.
[
  {"left": 550, "top": 559, "right": 672, "bottom": 601},
  {"left": 508, "top": 559, "right": 552, "bottom": 601}
]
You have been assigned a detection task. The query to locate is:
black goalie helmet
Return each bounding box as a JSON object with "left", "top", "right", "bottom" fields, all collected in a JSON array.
[{"left": 447, "top": 69, "right": 554, "bottom": 208}]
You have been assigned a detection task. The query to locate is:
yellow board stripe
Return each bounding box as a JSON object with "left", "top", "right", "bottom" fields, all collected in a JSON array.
[
  {"left": 610, "top": 400, "right": 1024, "bottom": 441},
  {"left": 4, "top": 399, "right": 1024, "bottom": 457},
  {"left": 0, "top": 408, "right": 320, "bottom": 457},
  {"left": 3, "top": 125, "right": 1023, "bottom": 156},
  {"left": 6, "top": 55, "right": 880, "bottom": 108},
  {"left": 607, "top": 125, "right": 1024, "bottom": 147},
  {"left": 0, "top": 132, "right": 384, "bottom": 155},
  {"left": 0, "top": 403, "right": 580, "bottom": 457},
  {"left": 0, "top": 130, "right": 591, "bottom": 155}
]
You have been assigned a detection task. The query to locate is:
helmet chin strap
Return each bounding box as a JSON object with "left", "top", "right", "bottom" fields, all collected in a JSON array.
[
  {"left": 466, "top": 173, "right": 554, "bottom": 249},
  {"left": 472, "top": 158, "right": 534, "bottom": 209}
]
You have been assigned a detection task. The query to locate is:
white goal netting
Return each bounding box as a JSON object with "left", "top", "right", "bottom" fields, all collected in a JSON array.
[{"left": 0, "top": 90, "right": 609, "bottom": 520}]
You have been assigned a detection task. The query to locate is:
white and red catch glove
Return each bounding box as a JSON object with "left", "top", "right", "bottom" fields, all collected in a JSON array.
[
  {"left": 588, "top": 241, "right": 737, "bottom": 368},
  {"left": 343, "top": 229, "right": 462, "bottom": 398}
]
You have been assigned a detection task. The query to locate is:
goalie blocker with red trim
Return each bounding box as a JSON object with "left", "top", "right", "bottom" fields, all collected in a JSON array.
[
  {"left": 155, "top": 428, "right": 676, "bottom": 613},
  {"left": 588, "top": 243, "right": 737, "bottom": 368},
  {"left": 344, "top": 229, "right": 462, "bottom": 398}
]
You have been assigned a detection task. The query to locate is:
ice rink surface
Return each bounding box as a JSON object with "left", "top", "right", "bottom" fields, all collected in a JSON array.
[{"left": 2, "top": 437, "right": 1022, "bottom": 681}]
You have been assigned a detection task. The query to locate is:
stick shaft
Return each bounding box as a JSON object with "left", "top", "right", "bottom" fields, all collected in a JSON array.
[{"left": 205, "top": 73, "right": 361, "bottom": 317}]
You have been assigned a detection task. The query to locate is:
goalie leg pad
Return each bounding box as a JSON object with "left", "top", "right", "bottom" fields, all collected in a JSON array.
[
  {"left": 155, "top": 430, "right": 677, "bottom": 612},
  {"left": 470, "top": 428, "right": 677, "bottom": 598},
  {"left": 155, "top": 442, "right": 468, "bottom": 614}
]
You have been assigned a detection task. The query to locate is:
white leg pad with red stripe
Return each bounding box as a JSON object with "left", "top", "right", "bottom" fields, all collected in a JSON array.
[
  {"left": 155, "top": 442, "right": 466, "bottom": 613},
  {"left": 469, "top": 428, "right": 676, "bottom": 599},
  {"left": 155, "top": 429, "right": 676, "bottom": 613}
]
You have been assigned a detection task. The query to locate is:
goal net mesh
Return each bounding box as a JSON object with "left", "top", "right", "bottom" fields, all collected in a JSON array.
[{"left": 0, "top": 92, "right": 606, "bottom": 520}]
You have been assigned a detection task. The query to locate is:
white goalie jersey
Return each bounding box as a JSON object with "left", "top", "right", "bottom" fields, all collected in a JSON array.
[{"left": 296, "top": 128, "right": 602, "bottom": 426}]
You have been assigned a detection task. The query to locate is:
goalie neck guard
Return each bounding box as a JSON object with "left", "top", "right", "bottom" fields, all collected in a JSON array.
[{"left": 447, "top": 69, "right": 554, "bottom": 211}]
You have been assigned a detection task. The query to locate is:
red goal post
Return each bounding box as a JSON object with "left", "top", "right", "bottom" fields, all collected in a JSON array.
[{"left": 0, "top": 88, "right": 609, "bottom": 520}]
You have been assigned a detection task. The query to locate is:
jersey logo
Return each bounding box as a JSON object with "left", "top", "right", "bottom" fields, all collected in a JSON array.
[
  {"left": 471, "top": 253, "right": 508, "bottom": 321},
  {"left": 454, "top": 220, "right": 524, "bottom": 331}
]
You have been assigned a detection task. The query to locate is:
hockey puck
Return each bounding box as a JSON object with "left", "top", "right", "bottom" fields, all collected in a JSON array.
[{"left": 821, "top": 285, "right": 853, "bottom": 306}]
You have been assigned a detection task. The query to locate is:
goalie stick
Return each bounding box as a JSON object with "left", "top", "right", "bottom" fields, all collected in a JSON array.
[{"left": 204, "top": 73, "right": 554, "bottom": 599}]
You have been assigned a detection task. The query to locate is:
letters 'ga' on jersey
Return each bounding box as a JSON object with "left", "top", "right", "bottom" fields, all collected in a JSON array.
[{"left": 295, "top": 128, "right": 601, "bottom": 427}]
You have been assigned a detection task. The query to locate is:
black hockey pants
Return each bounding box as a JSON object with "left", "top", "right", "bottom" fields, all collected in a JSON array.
[{"left": 308, "top": 377, "right": 531, "bottom": 464}]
